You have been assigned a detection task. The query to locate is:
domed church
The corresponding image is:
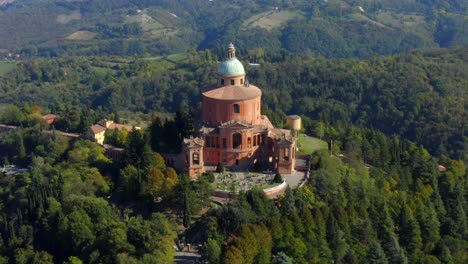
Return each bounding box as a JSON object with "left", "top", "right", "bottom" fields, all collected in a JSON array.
[{"left": 171, "top": 44, "right": 297, "bottom": 178}]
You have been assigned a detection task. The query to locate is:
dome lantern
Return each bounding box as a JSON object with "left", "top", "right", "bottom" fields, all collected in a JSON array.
[{"left": 227, "top": 42, "right": 235, "bottom": 59}]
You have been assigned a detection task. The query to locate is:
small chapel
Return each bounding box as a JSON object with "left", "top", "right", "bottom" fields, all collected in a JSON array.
[{"left": 170, "top": 44, "right": 297, "bottom": 178}]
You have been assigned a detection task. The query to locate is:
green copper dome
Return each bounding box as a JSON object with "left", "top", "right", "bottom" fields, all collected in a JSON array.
[
  {"left": 217, "top": 43, "right": 245, "bottom": 76},
  {"left": 217, "top": 58, "right": 245, "bottom": 76}
]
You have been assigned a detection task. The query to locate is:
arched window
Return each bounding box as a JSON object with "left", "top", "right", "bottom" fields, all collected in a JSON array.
[
  {"left": 193, "top": 152, "right": 199, "bottom": 165},
  {"left": 240, "top": 79, "right": 244, "bottom": 84},
  {"left": 230, "top": 79, "right": 235, "bottom": 85},
  {"left": 233, "top": 104, "right": 240, "bottom": 114},
  {"left": 233, "top": 133, "right": 242, "bottom": 149},
  {"left": 221, "top": 79, "right": 225, "bottom": 85}
]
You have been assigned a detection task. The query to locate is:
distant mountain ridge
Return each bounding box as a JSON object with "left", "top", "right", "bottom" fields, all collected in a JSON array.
[
  {"left": 0, "top": 0, "right": 16, "bottom": 6},
  {"left": 0, "top": 0, "right": 466, "bottom": 58}
]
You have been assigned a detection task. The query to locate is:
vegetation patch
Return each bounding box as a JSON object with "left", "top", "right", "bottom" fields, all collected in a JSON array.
[
  {"left": 242, "top": 10, "right": 304, "bottom": 31},
  {"left": 376, "top": 11, "right": 427, "bottom": 29},
  {"left": 0, "top": 61, "right": 16, "bottom": 76},
  {"left": 346, "top": 13, "right": 389, "bottom": 29},
  {"left": 56, "top": 10, "right": 81, "bottom": 24},
  {"left": 297, "top": 134, "right": 328, "bottom": 155},
  {"left": 144, "top": 53, "right": 189, "bottom": 68},
  {"left": 125, "top": 9, "right": 179, "bottom": 38},
  {"left": 65, "top": 31, "right": 97, "bottom": 41},
  {"left": 126, "top": 13, "right": 163, "bottom": 30}
]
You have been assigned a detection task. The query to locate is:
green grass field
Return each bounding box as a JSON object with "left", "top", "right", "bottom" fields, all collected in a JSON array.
[
  {"left": 144, "top": 53, "right": 189, "bottom": 68},
  {"left": 0, "top": 61, "right": 17, "bottom": 76},
  {"left": 297, "top": 134, "right": 328, "bottom": 155}
]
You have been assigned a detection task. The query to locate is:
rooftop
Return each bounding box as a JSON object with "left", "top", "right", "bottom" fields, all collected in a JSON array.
[
  {"left": 203, "top": 84, "right": 261, "bottom": 100},
  {"left": 90, "top": 124, "right": 107, "bottom": 134},
  {"left": 184, "top": 137, "right": 204, "bottom": 148},
  {"left": 217, "top": 58, "right": 245, "bottom": 76},
  {"left": 42, "top": 114, "right": 58, "bottom": 120}
]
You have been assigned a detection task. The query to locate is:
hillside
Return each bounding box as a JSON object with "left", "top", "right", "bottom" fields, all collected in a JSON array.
[
  {"left": 0, "top": 0, "right": 15, "bottom": 6},
  {"left": 0, "top": 0, "right": 466, "bottom": 58},
  {"left": 0, "top": 47, "right": 466, "bottom": 161}
]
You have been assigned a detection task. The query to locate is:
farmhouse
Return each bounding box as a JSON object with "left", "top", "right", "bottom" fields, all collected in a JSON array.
[{"left": 89, "top": 119, "right": 140, "bottom": 145}]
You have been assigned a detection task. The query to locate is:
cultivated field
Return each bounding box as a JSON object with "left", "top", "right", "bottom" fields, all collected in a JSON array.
[
  {"left": 242, "top": 10, "right": 304, "bottom": 31},
  {"left": 65, "top": 31, "right": 97, "bottom": 41}
]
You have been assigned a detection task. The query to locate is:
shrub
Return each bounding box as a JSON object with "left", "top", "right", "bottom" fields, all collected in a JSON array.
[
  {"left": 216, "top": 162, "right": 224, "bottom": 173},
  {"left": 273, "top": 173, "right": 283, "bottom": 183},
  {"left": 202, "top": 172, "right": 215, "bottom": 183}
]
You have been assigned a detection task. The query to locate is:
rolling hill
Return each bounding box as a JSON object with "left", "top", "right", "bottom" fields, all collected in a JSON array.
[{"left": 0, "top": 0, "right": 465, "bottom": 58}]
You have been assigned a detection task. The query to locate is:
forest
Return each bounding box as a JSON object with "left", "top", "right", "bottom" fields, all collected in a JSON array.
[
  {"left": 193, "top": 125, "right": 467, "bottom": 263},
  {"left": 0, "top": 122, "right": 213, "bottom": 263}
]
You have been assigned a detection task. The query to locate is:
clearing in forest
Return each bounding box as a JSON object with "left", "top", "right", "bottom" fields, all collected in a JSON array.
[
  {"left": 125, "top": 9, "right": 179, "bottom": 38},
  {"left": 0, "top": 61, "right": 17, "bottom": 76},
  {"left": 242, "top": 10, "right": 304, "bottom": 31},
  {"left": 65, "top": 31, "right": 97, "bottom": 41},
  {"left": 375, "top": 11, "right": 426, "bottom": 29},
  {"left": 143, "top": 53, "right": 190, "bottom": 68},
  {"left": 346, "top": 13, "right": 389, "bottom": 29},
  {"left": 56, "top": 10, "right": 81, "bottom": 24}
]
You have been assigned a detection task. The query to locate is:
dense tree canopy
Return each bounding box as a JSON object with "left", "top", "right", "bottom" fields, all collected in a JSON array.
[
  {"left": 0, "top": 125, "right": 213, "bottom": 263},
  {"left": 194, "top": 124, "right": 467, "bottom": 263}
]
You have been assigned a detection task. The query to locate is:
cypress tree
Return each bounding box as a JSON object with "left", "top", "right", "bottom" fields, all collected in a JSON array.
[
  {"left": 366, "top": 241, "right": 389, "bottom": 264},
  {"left": 398, "top": 205, "right": 422, "bottom": 256},
  {"left": 183, "top": 186, "right": 191, "bottom": 227}
]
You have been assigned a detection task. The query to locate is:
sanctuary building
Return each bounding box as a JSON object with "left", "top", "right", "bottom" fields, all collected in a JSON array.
[{"left": 170, "top": 44, "right": 297, "bottom": 178}]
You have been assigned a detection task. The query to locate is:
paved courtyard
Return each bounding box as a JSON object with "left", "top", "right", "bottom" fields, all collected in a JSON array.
[
  {"left": 283, "top": 170, "right": 306, "bottom": 188},
  {"left": 212, "top": 169, "right": 278, "bottom": 192},
  {"left": 209, "top": 163, "right": 308, "bottom": 192}
]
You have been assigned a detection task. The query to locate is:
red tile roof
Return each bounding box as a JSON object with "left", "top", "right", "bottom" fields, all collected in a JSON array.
[
  {"left": 203, "top": 84, "right": 261, "bottom": 100},
  {"left": 438, "top": 165, "right": 447, "bottom": 172},
  {"left": 90, "top": 124, "right": 106, "bottom": 134},
  {"left": 42, "top": 114, "right": 58, "bottom": 120}
]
